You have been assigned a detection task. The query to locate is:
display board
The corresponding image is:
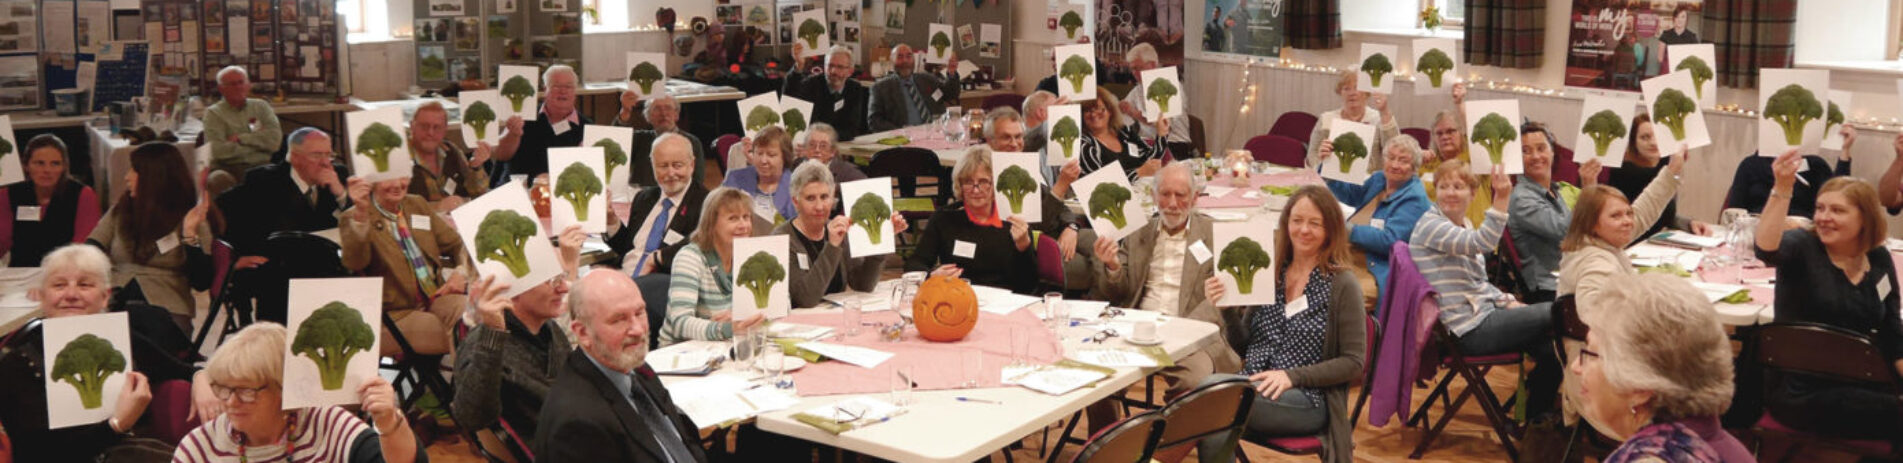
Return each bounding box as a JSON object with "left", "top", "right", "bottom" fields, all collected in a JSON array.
[
  {"left": 1563, "top": 0, "right": 1704, "bottom": 92},
  {"left": 86, "top": 41, "right": 147, "bottom": 111},
  {"left": 888, "top": 0, "right": 1010, "bottom": 76},
  {"left": 1199, "top": 0, "right": 1285, "bottom": 59},
  {"left": 413, "top": 0, "right": 481, "bottom": 86},
  {"left": 484, "top": 0, "right": 583, "bottom": 83},
  {"left": 0, "top": 0, "right": 45, "bottom": 111},
  {"left": 170, "top": 0, "right": 342, "bottom": 98}
]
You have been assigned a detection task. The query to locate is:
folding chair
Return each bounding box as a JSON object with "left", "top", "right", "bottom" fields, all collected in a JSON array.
[
  {"left": 1408, "top": 319, "right": 1523, "bottom": 461},
  {"left": 1753, "top": 322, "right": 1901, "bottom": 462},
  {"left": 469, "top": 417, "right": 535, "bottom": 463},
  {"left": 192, "top": 239, "right": 242, "bottom": 352},
  {"left": 1068, "top": 411, "right": 1166, "bottom": 463},
  {"left": 711, "top": 134, "right": 742, "bottom": 172}
]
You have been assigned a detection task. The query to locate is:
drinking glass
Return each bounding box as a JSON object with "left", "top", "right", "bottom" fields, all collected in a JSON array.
[
  {"left": 961, "top": 350, "right": 984, "bottom": 388},
  {"left": 842, "top": 299, "right": 863, "bottom": 336},
  {"left": 1010, "top": 326, "right": 1030, "bottom": 367},
  {"left": 1042, "top": 292, "right": 1064, "bottom": 329},
  {"left": 890, "top": 365, "right": 915, "bottom": 406},
  {"left": 733, "top": 329, "right": 764, "bottom": 372}
]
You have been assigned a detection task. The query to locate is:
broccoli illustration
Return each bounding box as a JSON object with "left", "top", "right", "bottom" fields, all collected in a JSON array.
[
  {"left": 1825, "top": 100, "right": 1845, "bottom": 141},
  {"left": 783, "top": 108, "right": 807, "bottom": 140},
  {"left": 1675, "top": 56, "right": 1712, "bottom": 100},
  {"left": 1417, "top": 48, "right": 1454, "bottom": 88},
  {"left": 1146, "top": 78, "right": 1178, "bottom": 115},
  {"left": 931, "top": 31, "right": 951, "bottom": 58},
  {"left": 1330, "top": 132, "right": 1368, "bottom": 174},
  {"left": 502, "top": 75, "right": 536, "bottom": 112},
  {"left": 1581, "top": 110, "right": 1628, "bottom": 158},
  {"left": 1360, "top": 53, "right": 1393, "bottom": 88},
  {"left": 1652, "top": 88, "right": 1697, "bottom": 141},
  {"left": 290, "top": 302, "right": 375, "bottom": 390},
  {"left": 50, "top": 333, "right": 126, "bottom": 409},
  {"left": 798, "top": 19, "right": 826, "bottom": 49},
  {"left": 1060, "top": 11, "right": 1083, "bottom": 39},
  {"left": 736, "top": 251, "right": 785, "bottom": 309},
  {"left": 1088, "top": 182, "right": 1133, "bottom": 229},
  {"left": 1470, "top": 113, "right": 1518, "bottom": 165},
  {"left": 476, "top": 209, "right": 538, "bottom": 277},
  {"left": 1217, "top": 237, "right": 1272, "bottom": 294},
  {"left": 594, "top": 138, "right": 627, "bottom": 181},
  {"left": 1060, "top": 56, "right": 1094, "bottom": 94},
  {"left": 627, "top": 62, "right": 664, "bottom": 94},
  {"left": 0, "top": 137, "right": 11, "bottom": 166},
  {"left": 1052, "top": 116, "right": 1080, "bottom": 160},
  {"left": 996, "top": 165, "right": 1038, "bottom": 214},
  {"left": 850, "top": 193, "right": 892, "bottom": 244},
  {"left": 555, "top": 163, "right": 602, "bottom": 220},
  {"left": 747, "top": 6, "right": 768, "bottom": 24},
  {"left": 355, "top": 122, "right": 404, "bottom": 172},
  {"left": 1765, "top": 84, "right": 1823, "bottom": 146},
  {"left": 464, "top": 101, "right": 496, "bottom": 140},
  {"left": 746, "top": 105, "right": 782, "bottom": 132}
]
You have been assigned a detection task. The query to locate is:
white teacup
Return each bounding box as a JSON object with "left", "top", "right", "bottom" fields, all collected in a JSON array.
[{"left": 1132, "top": 321, "right": 1158, "bottom": 343}]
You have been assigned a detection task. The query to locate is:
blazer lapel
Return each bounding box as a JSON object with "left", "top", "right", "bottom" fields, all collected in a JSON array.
[
  {"left": 1124, "top": 224, "right": 1158, "bottom": 308},
  {"left": 569, "top": 350, "right": 670, "bottom": 461},
  {"left": 1179, "top": 216, "right": 1215, "bottom": 316}
]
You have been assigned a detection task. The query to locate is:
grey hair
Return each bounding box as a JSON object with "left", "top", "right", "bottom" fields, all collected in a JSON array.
[
  {"left": 1582, "top": 274, "right": 1736, "bottom": 420},
  {"left": 952, "top": 147, "right": 994, "bottom": 202},
  {"left": 825, "top": 45, "right": 855, "bottom": 68},
  {"left": 642, "top": 93, "right": 680, "bottom": 119},
  {"left": 805, "top": 122, "right": 838, "bottom": 146},
  {"left": 1023, "top": 91, "right": 1056, "bottom": 117},
  {"left": 216, "top": 65, "right": 249, "bottom": 83},
  {"left": 1124, "top": 43, "right": 1159, "bottom": 65},
  {"left": 790, "top": 159, "right": 836, "bottom": 193},
  {"left": 205, "top": 322, "right": 287, "bottom": 388},
  {"left": 542, "top": 64, "right": 578, "bottom": 86},
  {"left": 1157, "top": 161, "right": 1202, "bottom": 196},
  {"left": 286, "top": 127, "right": 330, "bottom": 152},
  {"left": 651, "top": 132, "right": 692, "bottom": 162},
  {"left": 890, "top": 44, "right": 913, "bottom": 63},
  {"left": 40, "top": 244, "right": 111, "bottom": 288},
  {"left": 1382, "top": 135, "right": 1424, "bottom": 171},
  {"left": 983, "top": 107, "right": 1023, "bottom": 140}
]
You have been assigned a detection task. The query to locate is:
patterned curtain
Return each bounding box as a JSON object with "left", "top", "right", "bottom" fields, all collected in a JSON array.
[
  {"left": 1463, "top": 0, "right": 1544, "bottom": 69},
  {"left": 1703, "top": 0, "right": 1795, "bottom": 89},
  {"left": 1284, "top": 0, "right": 1341, "bottom": 50}
]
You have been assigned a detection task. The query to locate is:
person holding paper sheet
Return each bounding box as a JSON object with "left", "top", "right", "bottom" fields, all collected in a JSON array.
[
  {"left": 662, "top": 187, "right": 768, "bottom": 346},
  {"left": 537, "top": 270, "right": 708, "bottom": 462},
  {"left": 1753, "top": 160, "right": 1903, "bottom": 443},
  {"left": 214, "top": 128, "right": 351, "bottom": 324},
  {"left": 1508, "top": 122, "right": 1580, "bottom": 303},
  {"left": 406, "top": 100, "right": 491, "bottom": 212},
  {"left": 1078, "top": 87, "right": 1172, "bottom": 182},
  {"left": 491, "top": 65, "right": 589, "bottom": 183},
  {"left": 203, "top": 66, "right": 283, "bottom": 196},
  {"left": 1871, "top": 134, "right": 1903, "bottom": 213},
  {"left": 903, "top": 149, "right": 1039, "bottom": 294},
  {"left": 985, "top": 111, "right": 1094, "bottom": 289},
  {"left": 774, "top": 162, "right": 904, "bottom": 308},
  {"left": 88, "top": 143, "right": 214, "bottom": 333},
  {"left": 1607, "top": 114, "right": 1711, "bottom": 242},
  {"left": 1118, "top": 44, "right": 1191, "bottom": 157},
  {"left": 1305, "top": 71, "right": 1401, "bottom": 170},
  {"left": 0, "top": 134, "right": 100, "bottom": 267},
  {"left": 1318, "top": 136, "right": 1430, "bottom": 310},
  {"left": 1195, "top": 185, "right": 1366, "bottom": 463},
  {"left": 991, "top": 107, "right": 1080, "bottom": 199},
  {"left": 1725, "top": 124, "right": 1857, "bottom": 218},
  {"left": 0, "top": 244, "right": 215, "bottom": 462},
  {"left": 1021, "top": 90, "right": 1058, "bottom": 155},
  {"left": 172, "top": 323, "right": 423, "bottom": 463},
  {"left": 340, "top": 175, "right": 470, "bottom": 359},
  {"left": 801, "top": 123, "right": 867, "bottom": 184},
  {"left": 1419, "top": 86, "right": 1497, "bottom": 227},
  {"left": 722, "top": 126, "right": 800, "bottom": 222},
  {"left": 609, "top": 133, "right": 709, "bottom": 276},
  {"left": 789, "top": 46, "right": 871, "bottom": 141},
  {"left": 614, "top": 93, "right": 709, "bottom": 187},
  {"left": 451, "top": 232, "right": 583, "bottom": 443},
  {"left": 867, "top": 44, "right": 959, "bottom": 132}
]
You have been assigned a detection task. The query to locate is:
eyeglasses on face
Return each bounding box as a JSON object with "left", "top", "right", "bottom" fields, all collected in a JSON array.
[{"left": 211, "top": 383, "right": 272, "bottom": 403}]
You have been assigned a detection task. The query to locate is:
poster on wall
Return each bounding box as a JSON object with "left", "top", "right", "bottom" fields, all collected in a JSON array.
[
  {"left": 1199, "top": 0, "right": 1283, "bottom": 59},
  {"left": 1564, "top": 0, "right": 1704, "bottom": 92},
  {"left": 1094, "top": 0, "right": 1184, "bottom": 84}
]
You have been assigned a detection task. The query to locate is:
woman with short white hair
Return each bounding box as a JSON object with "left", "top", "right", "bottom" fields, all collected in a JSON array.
[
  {"left": 903, "top": 148, "right": 1038, "bottom": 294},
  {"left": 1573, "top": 274, "right": 1751, "bottom": 462}
]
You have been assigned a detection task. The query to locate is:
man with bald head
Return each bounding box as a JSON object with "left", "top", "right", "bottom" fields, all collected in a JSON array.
[
  {"left": 790, "top": 46, "right": 871, "bottom": 140},
  {"left": 868, "top": 43, "right": 960, "bottom": 132},
  {"left": 534, "top": 270, "right": 707, "bottom": 463},
  {"left": 607, "top": 133, "right": 709, "bottom": 276}
]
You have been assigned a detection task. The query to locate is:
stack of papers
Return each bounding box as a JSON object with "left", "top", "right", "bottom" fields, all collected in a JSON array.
[
  {"left": 1069, "top": 348, "right": 1160, "bottom": 368},
  {"left": 807, "top": 397, "right": 905, "bottom": 423},
  {"left": 1687, "top": 281, "right": 1752, "bottom": 304},
  {"left": 665, "top": 375, "right": 800, "bottom": 426},
  {"left": 794, "top": 342, "right": 895, "bottom": 368},
  {"left": 1201, "top": 185, "right": 1237, "bottom": 197},
  {"left": 766, "top": 322, "right": 835, "bottom": 340},
  {"left": 648, "top": 340, "right": 726, "bottom": 375},
  {"left": 1016, "top": 367, "right": 1110, "bottom": 395}
]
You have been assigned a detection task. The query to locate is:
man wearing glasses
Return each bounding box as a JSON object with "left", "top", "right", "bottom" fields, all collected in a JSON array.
[
  {"left": 902, "top": 149, "right": 1040, "bottom": 294},
  {"left": 612, "top": 92, "right": 709, "bottom": 187},
  {"left": 204, "top": 66, "right": 284, "bottom": 196},
  {"left": 489, "top": 65, "right": 589, "bottom": 185}
]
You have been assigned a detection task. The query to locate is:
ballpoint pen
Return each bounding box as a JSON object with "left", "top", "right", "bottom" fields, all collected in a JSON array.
[{"left": 955, "top": 397, "right": 1001, "bottom": 404}]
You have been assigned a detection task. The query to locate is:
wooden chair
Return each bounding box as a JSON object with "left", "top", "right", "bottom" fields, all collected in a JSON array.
[
  {"left": 1753, "top": 322, "right": 1901, "bottom": 462},
  {"left": 1152, "top": 377, "right": 1256, "bottom": 461},
  {"left": 1269, "top": 111, "right": 1319, "bottom": 142},
  {"left": 1243, "top": 134, "right": 1307, "bottom": 168},
  {"left": 1066, "top": 411, "right": 1166, "bottom": 463}
]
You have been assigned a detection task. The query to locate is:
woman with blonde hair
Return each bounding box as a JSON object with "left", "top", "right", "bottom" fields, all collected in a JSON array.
[
  {"left": 661, "top": 187, "right": 767, "bottom": 346},
  {"left": 903, "top": 148, "right": 1038, "bottom": 294},
  {"left": 1574, "top": 274, "right": 1751, "bottom": 462},
  {"left": 1305, "top": 70, "right": 1401, "bottom": 170},
  {"left": 1078, "top": 86, "right": 1172, "bottom": 181}
]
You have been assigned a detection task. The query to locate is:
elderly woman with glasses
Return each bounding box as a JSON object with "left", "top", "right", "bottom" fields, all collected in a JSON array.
[
  {"left": 1306, "top": 70, "right": 1401, "bottom": 169},
  {"left": 1318, "top": 136, "right": 1431, "bottom": 309},
  {"left": 903, "top": 148, "right": 1039, "bottom": 294},
  {"left": 172, "top": 323, "right": 421, "bottom": 462}
]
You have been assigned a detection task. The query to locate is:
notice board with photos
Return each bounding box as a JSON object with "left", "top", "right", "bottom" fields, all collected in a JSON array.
[
  {"left": 482, "top": 0, "right": 583, "bottom": 84},
  {"left": 413, "top": 0, "right": 482, "bottom": 87}
]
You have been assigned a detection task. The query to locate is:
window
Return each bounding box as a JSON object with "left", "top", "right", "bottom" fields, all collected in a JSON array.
[
  {"left": 1422, "top": 0, "right": 1465, "bottom": 28},
  {"left": 339, "top": 0, "right": 391, "bottom": 40},
  {"left": 339, "top": 0, "right": 363, "bottom": 33}
]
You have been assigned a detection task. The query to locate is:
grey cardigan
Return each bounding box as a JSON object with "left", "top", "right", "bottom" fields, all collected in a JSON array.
[
  {"left": 772, "top": 221, "right": 883, "bottom": 308},
  {"left": 1222, "top": 268, "right": 1367, "bottom": 463},
  {"left": 1508, "top": 177, "right": 1570, "bottom": 292}
]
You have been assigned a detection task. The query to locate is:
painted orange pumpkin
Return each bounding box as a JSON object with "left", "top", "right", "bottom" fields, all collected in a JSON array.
[{"left": 912, "top": 275, "right": 979, "bottom": 342}]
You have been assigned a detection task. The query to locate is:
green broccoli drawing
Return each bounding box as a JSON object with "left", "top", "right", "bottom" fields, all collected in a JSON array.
[
  {"left": 850, "top": 193, "right": 891, "bottom": 244},
  {"left": 1052, "top": 116, "right": 1080, "bottom": 160},
  {"left": 476, "top": 209, "right": 538, "bottom": 277},
  {"left": 1652, "top": 88, "right": 1697, "bottom": 141},
  {"left": 931, "top": 31, "right": 951, "bottom": 58},
  {"left": 464, "top": 101, "right": 496, "bottom": 140},
  {"left": 1060, "top": 56, "right": 1094, "bottom": 94},
  {"left": 595, "top": 138, "right": 627, "bottom": 182},
  {"left": 1581, "top": 110, "right": 1628, "bottom": 158},
  {"left": 1765, "top": 84, "right": 1823, "bottom": 146},
  {"left": 1146, "top": 77, "right": 1178, "bottom": 115},
  {"left": 1331, "top": 132, "right": 1368, "bottom": 174},
  {"left": 1088, "top": 182, "right": 1132, "bottom": 229},
  {"left": 290, "top": 302, "right": 375, "bottom": 390},
  {"left": 1060, "top": 11, "right": 1084, "bottom": 39},
  {"left": 1417, "top": 48, "right": 1455, "bottom": 88},
  {"left": 1361, "top": 53, "right": 1393, "bottom": 87},
  {"left": 746, "top": 105, "right": 782, "bottom": 132},
  {"left": 355, "top": 122, "right": 404, "bottom": 172},
  {"left": 627, "top": 62, "right": 664, "bottom": 94},
  {"left": 996, "top": 165, "right": 1038, "bottom": 214},
  {"left": 555, "top": 163, "right": 602, "bottom": 219},
  {"left": 1470, "top": 112, "right": 1518, "bottom": 165},
  {"left": 0, "top": 137, "right": 12, "bottom": 166},
  {"left": 1217, "top": 237, "right": 1272, "bottom": 294},
  {"left": 1675, "top": 55, "right": 1712, "bottom": 100},
  {"left": 1825, "top": 100, "right": 1845, "bottom": 142},
  {"left": 747, "top": 6, "right": 768, "bottom": 24},
  {"left": 50, "top": 333, "right": 126, "bottom": 409},
  {"left": 782, "top": 108, "right": 807, "bottom": 140},
  {"left": 798, "top": 18, "right": 826, "bottom": 49},
  {"left": 502, "top": 75, "right": 536, "bottom": 112},
  {"left": 737, "top": 251, "right": 785, "bottom": 309}
]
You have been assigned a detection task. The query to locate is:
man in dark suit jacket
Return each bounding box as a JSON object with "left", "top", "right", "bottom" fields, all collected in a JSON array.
[
  {"left": 790, "top": 46, "right": 871, "bottom": 141},
  {"left": 607, "top": 133, "right": 706, "bottom": 275},
  {"left": 868, "top": 44, "right": 960, "bottom": 132},
  {"left": 534, "top": 271, "right": 707, "bottom": 463},
  {"left": 491, "top": 65, "right": 590, "bottom": 185},
  {"left": 217, "top": 128, "right": 351, "bottom": 323},
  {"left": 611, "top": 93, "right": 708, "bottom": 186}
]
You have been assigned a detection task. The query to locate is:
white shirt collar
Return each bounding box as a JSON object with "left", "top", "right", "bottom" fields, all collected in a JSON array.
[{"left": 290, "top": 168, "right": 314, "bottom": 195}]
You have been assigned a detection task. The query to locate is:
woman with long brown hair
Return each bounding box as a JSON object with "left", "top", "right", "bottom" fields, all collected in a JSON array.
[
  {"left": 87, "top": 142, "right": 212, "bottom": 332},
  {"left": 1606, "top": 113, "right": 1708, "bottom": 242},
  {"left": 0, "top": 134, "right": 102, "bottom": 267}
]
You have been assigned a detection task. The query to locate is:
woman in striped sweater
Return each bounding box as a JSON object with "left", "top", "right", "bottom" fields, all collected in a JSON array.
[{"left": 661, "top": 187, "right": 768, "bottom": 346}]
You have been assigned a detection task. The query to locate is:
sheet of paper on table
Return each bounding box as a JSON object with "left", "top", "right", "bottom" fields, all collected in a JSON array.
[
  {"left": 795, "top": 341, "right": 895, "bottom": 368},
  {"left": 1627, "top": 243, "right": 1704, "bottom": 269},
  {"left": 1887, "top": 238, "right": 1903, "bottom": 253},
  {"left": 972, "top": 285, "right": 1041, "bottom": 315},
  {"left": 666, "top": 375, "right": 799, "bottom": 426},
  {"left": 1069, "top": 348, "right": 1159, "bottom": 368},
  {"left": 1202, "top": 185, "right": 1236, "bottom": 197},
  {"left": 1201, "top": 211, "right": 1250, "bottom": 222},
  {"left": 821, "top": 291, "right": 889, "bottom": 311},
  {"left": 1687, "top": 281, "right": 1751, "bottom": 304},
  {"left": 808, "top": 397, "right": 905, "bottom": 422},
  {"left": 766, "top": 322, "right": 835, "bottom": 340},
  {"left": 647, "top": 350, "right": 718, "bottom": 375},
  {"left": 1061, "top": 300, "right": 1113, "bottom": 320},
  {"left": 1649, "top": 231, "right": 1724, "bottom": 249},
  {"left": 1016, "top": 367, "right": 1109, "bottom": 395}
]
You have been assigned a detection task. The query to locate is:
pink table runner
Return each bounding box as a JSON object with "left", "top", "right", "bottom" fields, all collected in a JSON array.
[
  {"left": 1695, "top": 248, "right": 1903, "bottom": 308},
  {"left": 1194, "top": 170, "right": 1325, "bottom": 209},
  {"left": 884, "top": 125, "right": 981, "bottom": 152},
  {"left": 783, "top": 309, "right": 1064, "bottom": 396}
]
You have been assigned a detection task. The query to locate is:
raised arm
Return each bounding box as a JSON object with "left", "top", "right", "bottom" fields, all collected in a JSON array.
[{"left": 1755, "top": 150, "right": 1802, "bottom": 255}]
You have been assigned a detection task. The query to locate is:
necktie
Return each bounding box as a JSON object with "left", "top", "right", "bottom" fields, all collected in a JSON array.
[
  {"left": 901, "top": 78, "right": 927, "bottom": 126},
  {"left": 308, "top": 187, "right": 320, "bottom": 208},
  {"left": 628, "top": 379, "right": 695, "bottom": 462},
  {"left": 640, "top": 198, "right": 675, "bottom": 266}
]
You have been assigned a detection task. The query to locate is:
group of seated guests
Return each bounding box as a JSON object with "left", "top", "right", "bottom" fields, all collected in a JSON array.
[{"left": 6, "top": 43, "right": 1903, "bottom": 463}]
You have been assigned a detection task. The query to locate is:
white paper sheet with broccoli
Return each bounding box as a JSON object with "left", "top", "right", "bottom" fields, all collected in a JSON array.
[
  {"left": 451, "top": 182, "right": 562, "bottom": 297},
  {"left": 1356, "top": 43, "right": 1398, "bottom": 95},
  {"left": 1822, "top": 90, "right": 1852, "bottom": 152},
  {"left": 42, "top": 312, "right": 130, "bottom": 429},
  {"left": 1757, "top": 68, "right": 1830, "bottom": 157},
  {"left": 1573, "top": 96, "right": 1639, "bottom": 169},
  {"left": 1463, "top": 99, "right": 1524, "bottom": 175},
  {"left": 1053, "top": 2, "right": 1090, "bottom": 44},
  {"left": 548, "top": 147, "right": 608, "bottom": 234},
  {"left": 345, "top": 106, "right": 413, "bottom": 182},
  {"left": 497, "top": 65, "right": 541, "bottom": 121},
  {"left": 281, "top": 277, "right": 382, "bottom": 409},
  {"left": 1412, "top": 38, "right": 1458, "bottom": 96},
  {"left": 1053, "top": 43, "right": 1096, "bottom": 101},
  {"left": 1138, "top": 66, "right": 1183, "bottom": 120},
  {"left": 0, "top": 115, "right": 23, "bottom": 186},
  {"left": 792, "top": 9, "right": 829, "bottom": 58},
  {"left": 992, "top": 152, "right": 1044, "bottom": 223},
  {"left": 1320, "top": 118, "right": 1376, "bottom": 183},
  {"left": 840, "top": 177, "right": 897, "bottom": 258},
  {"left": 1074, "top": 163, "right": 1147, "bottom": 241},
  {"left": 737, "top": 92, "right": 782, "bottom": 140},
  {"left": 732, "top": 234, "right": 791, "bottom": 321},
  {"left": 1046, "top": 104, "right": 1083, "bottom": 166},
  {"left": 926, "top": 23, "right": 954, "bottom": 64},
  {"left": 458, "top": 90, "right": 507, "bottom": 145},
  {"left": 1666, "top": 44, "right": 1717, "bottom": 109},
  {"left": 624, "top": 52, "right": 668, "bottom": 99},
  {"left": 581, "top": 124, "right": 634, "bottom": 201},
  {"left": 1641, "top": 71, "right": 1712, "bottom": 155},
  {"left": 1213, "top": 215, "right": 1276, "bottom": 307}
]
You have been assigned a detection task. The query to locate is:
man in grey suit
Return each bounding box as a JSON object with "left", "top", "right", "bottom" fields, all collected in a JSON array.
[{"left": 867, "top": 44, "right": 961, "bottom": 132}]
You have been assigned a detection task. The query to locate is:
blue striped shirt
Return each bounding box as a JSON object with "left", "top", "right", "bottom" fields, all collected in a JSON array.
[
  {"left": 662, "top": 243, "right": 735, "bottom": 346},
  {"left": 1410, "top": 206, "right": 1513, "bottom": 337}
]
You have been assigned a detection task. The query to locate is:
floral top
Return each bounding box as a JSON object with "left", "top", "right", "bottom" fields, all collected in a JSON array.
[
  {"left": 1604, "top": 421, "right": 1722, "bottom": 463},
  {"left": 1242, "top": 266, "right": 1331, "bottom": 403}
]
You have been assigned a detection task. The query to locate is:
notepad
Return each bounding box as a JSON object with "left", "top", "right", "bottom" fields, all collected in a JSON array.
[
  {"left": 1069, "top": 348, "right": 1160, "bottom": 368},
  {"left": 794, "top": 342, "right": 895, "bottom": 368},
  {"left": 1016, "top": 368, "right": 1110, "bottom": 395}
]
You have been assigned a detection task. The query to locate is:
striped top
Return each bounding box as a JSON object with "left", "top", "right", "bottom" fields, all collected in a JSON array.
[
  {"left": 663, "top": 243, "right": 736, "bottom": 346},
  {"left": 1410, "top": 206, "right": 1513, "bottom": 337},
  {"left": 171, "top": 406, "right": 374, "bottom": 463}
]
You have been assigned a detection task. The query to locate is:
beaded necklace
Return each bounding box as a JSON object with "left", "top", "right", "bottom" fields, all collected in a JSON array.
[{"left": 232, "top": 414, "right": 298, "bottom": 463}]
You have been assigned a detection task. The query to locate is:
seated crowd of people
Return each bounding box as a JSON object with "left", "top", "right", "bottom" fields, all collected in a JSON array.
[{"left": 2, "top": 41, "right": 1902, "bottom": 463}]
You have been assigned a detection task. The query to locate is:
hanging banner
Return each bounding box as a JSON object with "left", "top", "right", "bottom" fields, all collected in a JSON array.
[
  {"left": 1198, "top": 0, "right": 1282, "bottom": 59},
  {"left": 1564, "top": 0, "right": 1705, "bottom": 92}
]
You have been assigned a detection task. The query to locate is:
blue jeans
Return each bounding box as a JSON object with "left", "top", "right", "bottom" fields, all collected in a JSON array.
[
  {"left": 1194, "top": 373, "right": 1327, "bottom": 463},
  {"left": 1456, "top": 302, "right": 1560, "bottom": 416}
]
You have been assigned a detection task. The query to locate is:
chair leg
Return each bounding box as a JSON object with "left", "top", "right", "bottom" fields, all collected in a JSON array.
[
  {"left": 1046, "top": 411, "right": 1084, "bottom": 463},
  {"left": 1458, "top": 364, "right": 1520, "bottom": 462},
  {"left": 1350, "top": 380, "right": 1372, "bottom": 429},
  {"left": 1410, "top": 381, "right": 1479, "bottom": 459},
  {"left": 1409, "top": 370, "right": 1458, "bottom": 427}
]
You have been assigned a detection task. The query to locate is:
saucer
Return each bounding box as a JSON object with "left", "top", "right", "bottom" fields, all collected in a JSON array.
[{"left": 1124, "top": 336, "right": 1163, "bottom": 346}]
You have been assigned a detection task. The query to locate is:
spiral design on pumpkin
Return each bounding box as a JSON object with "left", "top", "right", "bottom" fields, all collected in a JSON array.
[{"left": 930, "top": 301, "right": 970, "bottom": 326}]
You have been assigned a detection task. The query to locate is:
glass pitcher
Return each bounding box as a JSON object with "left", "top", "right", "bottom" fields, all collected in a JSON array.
[{"left": 890, "top": 271, "right": 928, "bottom": 327}]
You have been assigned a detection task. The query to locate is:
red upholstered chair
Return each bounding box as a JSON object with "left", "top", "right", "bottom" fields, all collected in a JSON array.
[
  {"left": 1407, "top": 316, "right": 1524, "bottom": 460},
  {"left": 1269, "top": 111, "right": 1319, "bottom": 142},
  {"left": 1402, "top": 127, "right": 1432, "bottom": 148},
  {"left": 1243, "top": 134, "right": 1307, "bottom": 168},
  {"left": 711, "top": 134, "right": 742, "bottom": 172}
]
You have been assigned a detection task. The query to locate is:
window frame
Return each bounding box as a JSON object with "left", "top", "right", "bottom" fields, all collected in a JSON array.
[{"left": 1421, "top": 0, "right": 1466, "bottom": 29}]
